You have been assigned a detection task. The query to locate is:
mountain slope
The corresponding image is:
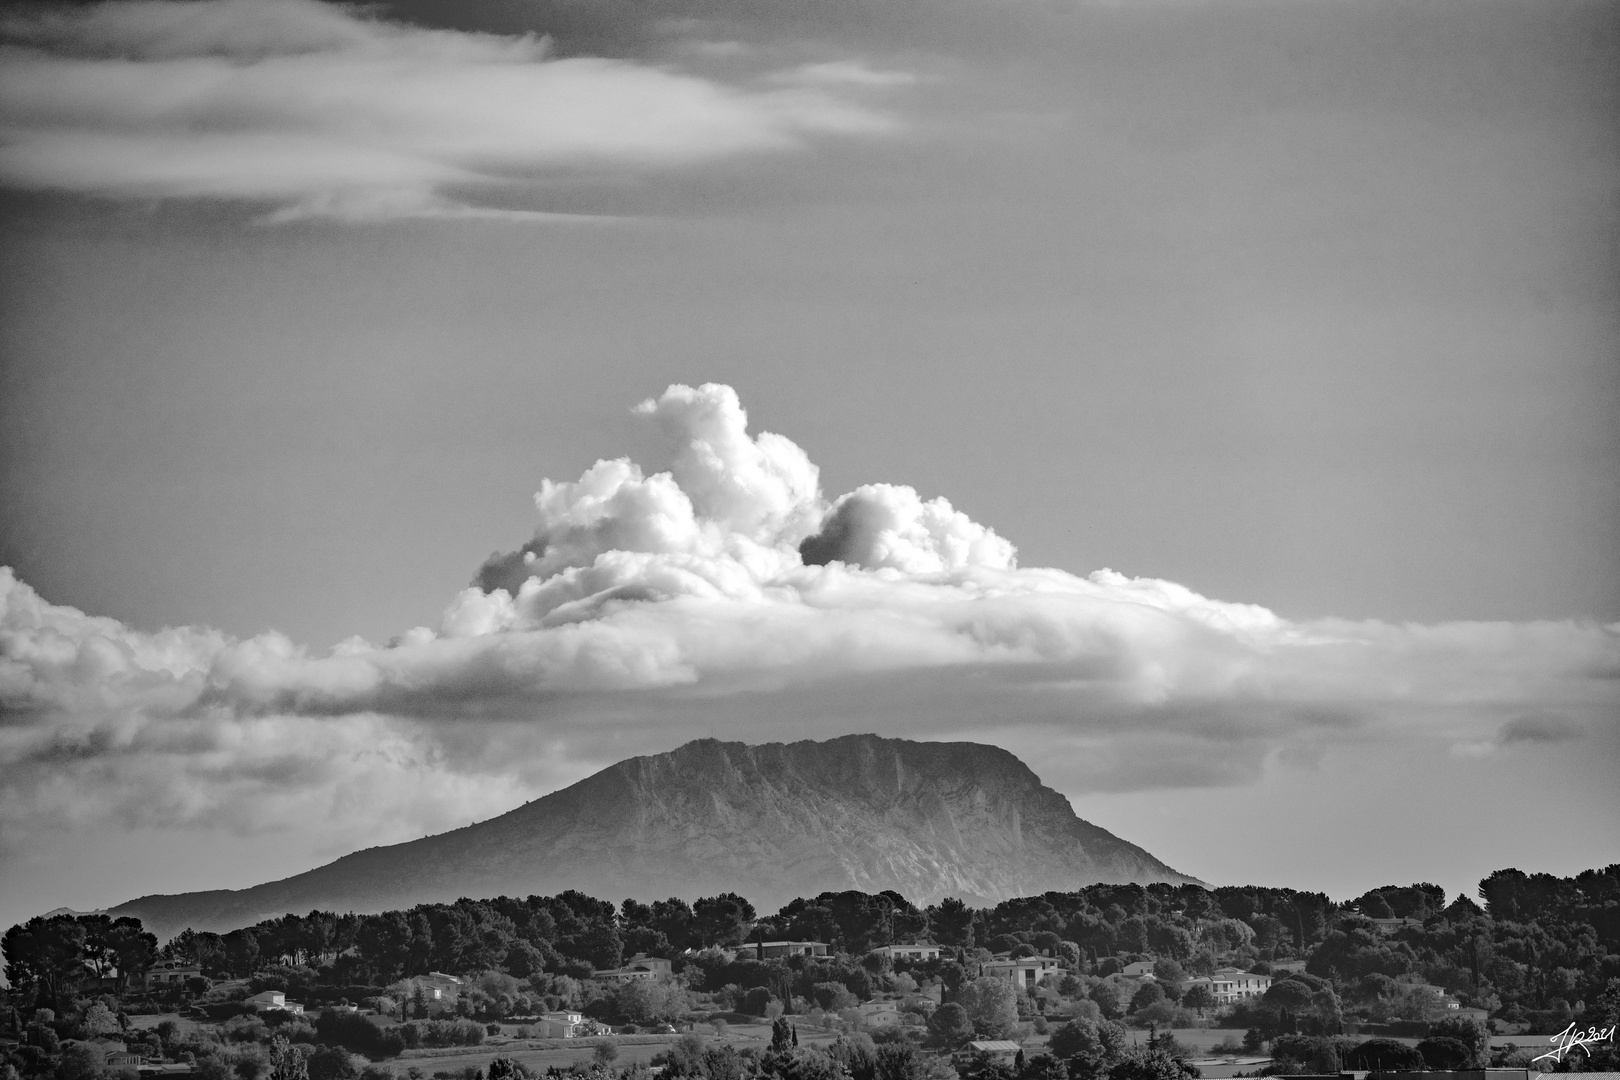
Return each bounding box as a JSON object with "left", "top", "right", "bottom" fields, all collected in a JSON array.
[{"left": 111, "top": 734, "right": 1199, "bottom": 939}]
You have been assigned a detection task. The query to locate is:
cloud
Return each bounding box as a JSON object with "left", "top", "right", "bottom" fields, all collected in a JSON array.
[
  {"left": 3, "top": 382, "right": 1619, "bottom": 891},
  {"left": 0, "top": 0, "right": 902, "bottom": 220},
  {"left": 1498, "top": 712, "right": 1590, "bottom": 745},
  {"left": 773, "top": 61, "right": 920, "bottom": 88}
]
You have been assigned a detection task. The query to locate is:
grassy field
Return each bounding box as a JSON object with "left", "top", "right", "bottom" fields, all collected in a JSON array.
[{"left": 394, "top": 1020, "right": 860, "bottom": 1076}]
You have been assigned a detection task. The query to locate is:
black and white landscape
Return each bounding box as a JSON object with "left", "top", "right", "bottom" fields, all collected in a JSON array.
[{"left": 1, "top": 0, "right": 1618, "bottom": 965}]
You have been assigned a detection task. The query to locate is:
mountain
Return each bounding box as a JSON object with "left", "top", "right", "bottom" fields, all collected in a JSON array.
[{"left": 110, "top": 734, "right": 1200, "bottom": 939}]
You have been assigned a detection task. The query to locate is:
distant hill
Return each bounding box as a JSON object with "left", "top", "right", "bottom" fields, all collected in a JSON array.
[{"left": 110, "top": 734, "right": 1200, "bottom": 939}]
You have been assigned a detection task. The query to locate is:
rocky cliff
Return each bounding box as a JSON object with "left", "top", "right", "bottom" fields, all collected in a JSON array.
[{"left": 111, "top": 734, "right": 1199, "bottom": 938}]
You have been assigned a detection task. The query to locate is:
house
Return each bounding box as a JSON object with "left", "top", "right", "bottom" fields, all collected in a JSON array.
[
  {"left": 747, "top": 941, "right": 829, "bottom": 959},
  {"left": 953, "top": 1041, "right": 1022, "bottom": 1068},
  {"left": 245, "top": 991, "right": 305, "bottom": 1015},
  {"left": 540, "top": 1011, "right": 586, "bottom": 1038},
  {"left": 1120, "top": 961, "right": 1156, "bottom": 979},
  {"left": 983, "top": 956, "right": 1061, "bottom": 989},
  {"left": 419, "top": 972, "right": 463, "bottom": 1001},
  {"left": 859, "top": 1001, "right": 900, "bottom": 1027},
  {"left": 1406, "top": 983, "right": 1461, "bottom": 1009},
  {"left": 145, "top": 962, "right": 202, "bottom": 987},
  {"left": 107, "top": 1051, "right": 148, "bottom": 1070},
  {"left": 597, "top": 955, "right": 673, "bottom": 983},
  {"left": 874, "top": 944, "right": 943, "bottom": 962},
  {"left": 1208, "top": 968, "right": 1271, "bottom": 1003}
]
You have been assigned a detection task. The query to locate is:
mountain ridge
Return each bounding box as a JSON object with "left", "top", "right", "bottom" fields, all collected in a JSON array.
[{"left": 110, "top": 734, "right": 1201, "bottom": 939}]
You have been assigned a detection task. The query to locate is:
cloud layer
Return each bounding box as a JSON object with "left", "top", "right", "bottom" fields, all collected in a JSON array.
[
  {"left": 0, "top": 0, "right": 901, "bottom": 219},
  {"left": 3, "top": 383, "right": 1618, "bottom": 909}
]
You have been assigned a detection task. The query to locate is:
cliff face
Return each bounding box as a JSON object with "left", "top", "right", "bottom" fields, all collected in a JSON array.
[{"left": 111, "top": 735, "right": 1199, "bottom": 939}]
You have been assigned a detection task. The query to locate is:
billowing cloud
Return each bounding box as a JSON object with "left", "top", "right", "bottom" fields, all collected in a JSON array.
[
  {"left": 0, "top": 0, "right": 902, "bottom": 219},
  {"left": 3, "top": 383, "right": 1619, "bottom": 894}
]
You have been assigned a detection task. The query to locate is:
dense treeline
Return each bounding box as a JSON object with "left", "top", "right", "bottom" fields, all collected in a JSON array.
[{"left": 4, "top": 865, "right": 1619, "bottom": 1079}]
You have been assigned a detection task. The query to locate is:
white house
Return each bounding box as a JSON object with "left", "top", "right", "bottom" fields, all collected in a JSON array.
[
  {"left": 873, "top": 944, "right": 943, "bottom": 962},
  {"left": 144, "top": 962, "right": 202, "bottom": 987},
  {"left": 245, "top": 991, "right": 305, "bottom": 1015},
  {"left": 745, "top": 941, "right": 829, "bottom": 959},
  {"left": 419, "top": 972, "right": 463, "bottom": 1001},
  {"left": 1409, "top": 983, "right": 1461, "bottom": 1009},
  {"left": 983, "top": 956, "right": 1061, "bottom": 989},
  {"left": 597, "top": 955, "right": 673, "bottom": 983},
  {"left": 1208, "top": 968, "right": 1271, "bottom": 1003},
  {"left": 1120, "top": 961, "right": 1156, "bottom": 979},
  {"left": 858, "top": 1001, "right": 900, "bottom": 1027},
  {"left": 540, "top": 1011, "right": 586, "bottom": 1038}
]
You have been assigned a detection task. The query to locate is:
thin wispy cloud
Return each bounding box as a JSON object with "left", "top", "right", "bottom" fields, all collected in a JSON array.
[
  {"left": 0, "top": 0, "right": 904, "bottom": 220},
  {"left": 3, "top": 383, "right": 1616, "bottom": 881}
]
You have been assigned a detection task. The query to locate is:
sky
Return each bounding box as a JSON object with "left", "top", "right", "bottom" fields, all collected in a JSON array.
[{"left": 1, "top": 0, "right": 1618, "bottom": 940}]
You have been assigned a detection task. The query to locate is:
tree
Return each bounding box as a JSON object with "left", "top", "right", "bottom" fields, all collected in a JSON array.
[
  {"left": 56, "top": 1044, "right": 107, "bottom": 1080},
  {"left": 742, "top": 987, "right": 776, "bottom": 1017},
  {"left": 502, "top": 942, "right": 548, "bottom": 980},
  {"left": 3, "top": 915, "right": 88, "bottom": 1007},
  {"left": 356, "top": 915, "right": 410, "bottom": 982},
  {"left": 1048, "top": 1019, "right": 1103, "bottom": 1061},
  {"left": 592, "top": 1041, "right": 620, "bottom": 1067},
  {"left": 269, "top": 1037, "right": 309, "bottom": 1080},
  {"left": 1088, "top": 984, "right": 1122, "bottom": 1020},
  {"left": 1181, "top": 985, "right": 1214, "bottom": 1016},
  {"left": 1427, "top": 1017, "right": 1489, "bottom": 1069},
  {"left": 83, "top": 1003, "right": 119, "bottom": 1036},
  {"left": 1416, "top": 1038, "right": 1470, "bottom": 1071},
  {"left": 307, "top": 1047, "right": 357, "bottom": 1080},
  {"left": 873, "top": 1045, "right": 929, "bottom": 1080},
  {"left": 1105, "top": 1047, "right": 1197, "bottom": 1080},
  {"left": 1359, "top": 894, "right": 1395, "bottom": 919},
  {"left": 1343, "top": 1039, "right": 1424, "bottom": 1072},
  {"left": 956, "top": 978, "right": 1019, "bottom": 1040},
  {"left": 1128, "top": 983, "right": 1164, "bottom": 1013},
  {"left": 926, "top": 1002, "right": 974, "bottom": 1048},
  {"left": 1150, "top": 960, "right": 1186, "bottom": 985},
  {"left": 1018, "top": 1055, "right": 1068, "bottom": 1080},
  {"left": 106, "top": 918, "right": 158, "bottom": 989},
  {"left": 929, "top": 900, "right": 976, "bottom": 948},
  {"left": 693, "top": 895, "right": 756, "bottom": 948}
]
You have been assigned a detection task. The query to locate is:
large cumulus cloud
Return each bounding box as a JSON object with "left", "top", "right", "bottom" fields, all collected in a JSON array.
[
  {"left": 0, "top": 0, "right": 903, "bottom": 220},
  {"left": 3, "top": 383, "right": 1618, "bottom": 896}
]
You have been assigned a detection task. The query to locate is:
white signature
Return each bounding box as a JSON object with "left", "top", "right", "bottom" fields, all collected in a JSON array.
[{"left": 1529, "top": 1022, "right": 1617, "bottom": 1065}]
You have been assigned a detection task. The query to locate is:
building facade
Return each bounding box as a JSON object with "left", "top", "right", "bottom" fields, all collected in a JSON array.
[
  {"left": 982, "top": 956, "right": 1061, "bottom": 989},
  {"left": 874, "top": 944, "right": 943, "bottom": 962}
]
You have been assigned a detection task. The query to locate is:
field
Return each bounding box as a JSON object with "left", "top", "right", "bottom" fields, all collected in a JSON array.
[{"left": 392, "top": 1021, "right": 857, "bottom": 1076}]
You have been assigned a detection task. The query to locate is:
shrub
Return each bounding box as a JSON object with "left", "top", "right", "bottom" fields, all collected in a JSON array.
[
  {"left": 1343, "top": 1038, "right": 1424, "bottom": 1071},
  {"left": 306, "top": 1048, "right": 357, "bottom": 1080},
  {"left": 740, "top": 988, "right": 775, "bottom": 1018},
  {"left": 1130, "top": 1001, "right": 1178, "bottom": 1028},
  {"left": 1048, "top": 1018, "right": 1101, "bottom": 1061},
  {"left": 811, "top": 984, "right": 856, "bottom": 1012},
  {"left": 1416, "top": 1037, "right": 1471, "bottom": 1071},
  {"left": 1130, "top": 984, "right": 1165, "bottom": 1013}
]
